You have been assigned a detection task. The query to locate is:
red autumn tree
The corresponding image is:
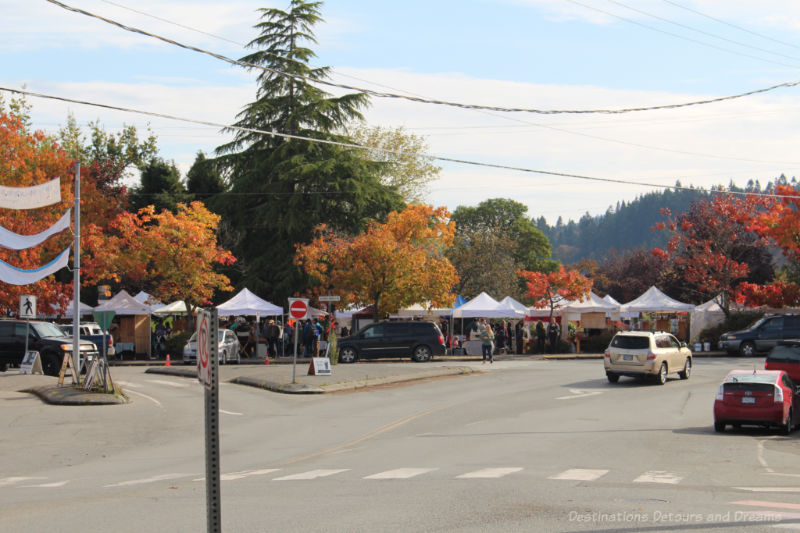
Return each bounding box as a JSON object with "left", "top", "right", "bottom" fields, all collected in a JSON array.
[
  {"left": 82, "top": 202, "right": 236, "bottom": 324},
  {"left": 651, "top": 192, "right": 772, "bottom": 316},
  {"left": 518, "top": 266, "right": 592, "bottom": 322},
  {"left": 736, "top": 184, "right": 800, "bottom": 308},
  {"left": 295, "top": 204, "right": 458, "bottom": 318}
]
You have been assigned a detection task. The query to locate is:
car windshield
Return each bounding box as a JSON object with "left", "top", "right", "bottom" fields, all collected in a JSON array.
[
  {"left": 726, "top": 373, "right": 776, "bottom": 384},
  {"left": 32, "top": 322, "right": 67, "bottom": 338}
]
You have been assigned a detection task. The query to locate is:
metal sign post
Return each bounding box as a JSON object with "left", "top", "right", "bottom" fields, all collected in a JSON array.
[
  {"left": 288, "top": 298, "right": 309, "bottom": 384},
  {"left": 197, "top": 308, "right": 221, "bottom": 533}
]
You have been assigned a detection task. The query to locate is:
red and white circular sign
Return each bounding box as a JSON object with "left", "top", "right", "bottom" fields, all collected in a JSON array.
[{"left": 289, "top": 299, "right": 308, "bottom": 320}]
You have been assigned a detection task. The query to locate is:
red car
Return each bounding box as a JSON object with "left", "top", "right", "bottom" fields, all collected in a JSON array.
[
  {"left": 765, "top": 341, "right": 800, "bottom": 382},
  {"left": 713, "top": 369, "right": 799, "bottom": 434}
]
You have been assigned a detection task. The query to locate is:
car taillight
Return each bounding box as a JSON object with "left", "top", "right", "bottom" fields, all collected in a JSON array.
[
  {"left": 715, "top": 385, "right": 724, "bottom": 401},
  {"left": 603, "top": 350, "right": 610, "bottom": 359},
  {"left": 108, "top": 337, "right": 114, "bottom": 348},
  {"left": 774, "top": 385, "right": 784, "bottom": 403},
  {"left": 646, "top": 351, "right": 656, "bottom": 361},
  {"left": 438, "top": 334, "right": 444, "bottom": 345}
]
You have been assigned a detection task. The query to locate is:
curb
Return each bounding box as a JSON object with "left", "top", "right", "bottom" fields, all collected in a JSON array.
[
  {"left": 26, "top": 385, "right": 129, "bottom": 405},
  {"left": 230, "top": 376, "right": 325, "bottom": 394}
]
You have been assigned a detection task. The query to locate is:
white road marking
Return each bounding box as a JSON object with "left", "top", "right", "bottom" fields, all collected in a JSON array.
[
  {"left": 732, "top": 501, "right": 800, "bottom": 510},
  {"left": 633, "top": 471, "right": 683, "bottom": 484},
  {"left": 758, "top": 439, "right": 775, "bottom": 473},
  {"left": 23, "top": 480, "right": 69, "bottom": 488},
  {"left": 147, "top": 379, "right": 189, "bottom": 388},
  {"left": 364, "top": 468, "right": 437, "bottom": 479},
  {"left": 0, "top": 476, "right": 45, "bottom": 486},
  {"left": 195, "top": 468, "right": 280, "bottom": 482},
  {"left": 549, "top": 469, "right": 609, "bottom": 481},
  {"left": 457, "top": 467, "right": 523, "bottom": 479},
  {"left": 273, "top": 469, "right": 349, "bottom": 481},
  {"left": 736, "top": 487, "right": 800, "bottom": 493},
  {"left": 124, "top": 389, "right": 163, "bottom": 408},
  {"left": 115, "top": 380, "right": 139, "bottom": 388},
  {"left": 219, "top": 409, "right": 243, "bottom": 416},
  {"left": 556, "top": 389, "right": 603, "bottom": 400},
  {"left": 104, "top": 473, "right": 192, "bottom": 488}
]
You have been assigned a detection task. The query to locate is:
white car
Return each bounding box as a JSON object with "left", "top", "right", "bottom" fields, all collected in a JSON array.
[{"left": 183, "top": 328, "right": 241, "bottom": 365}]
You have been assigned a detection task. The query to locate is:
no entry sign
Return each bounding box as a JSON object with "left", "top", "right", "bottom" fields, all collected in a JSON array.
[{"left": 288, "top": 298, "right": 309, "bottom": 320}]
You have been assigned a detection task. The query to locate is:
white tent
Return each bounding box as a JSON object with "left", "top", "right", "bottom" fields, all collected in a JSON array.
[
  {"left": 152, "top": 300, "right": 194, "bottom": 316},
  {"left": 216, "top": 288, "right": 283, "bottom": 316},
  {"left": 453, "top": 292, "right": 524, "bottom": 319},
  {"left": 690, "top": 296, "right": 726, "bottom": 342},
  {"left": 564, "top": 292, "right": 618, "bottom": 314},
  {"left": 603, "top": 294, "right": 638, "bottom": 319},
  {"left": 133, "top": 291, "right": 164, "bottom": 312},
  {"left": 499, "top": 296, "right": 528, "bottom": 316},
  {"left": 526, "top": 295, "right": 569, "bottom": 318},
  {"left": 620, "top": 286, "right": 695, "bottom": 313},
  {"left": 44, "top": 299, "right": 94, "bottom": 318},
  {"left": 94, "top": 290, "right": 153, "bottom": 315},
  {"left": 393, "top": 303, "right": 453, "bottom": 318}
]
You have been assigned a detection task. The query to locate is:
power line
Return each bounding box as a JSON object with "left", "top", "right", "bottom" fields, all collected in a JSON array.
[
  {"left": 43, "top": 0, "right": 800, "bottom": 115},
  {"left": 4, "top": 85, "right": 799, "bottom": 202},
  {"left": 565, "top": 0, "right": 800, "bottom": 70},
  {"left": 660, "top": 0, "right": 800, "bottom": 52}
]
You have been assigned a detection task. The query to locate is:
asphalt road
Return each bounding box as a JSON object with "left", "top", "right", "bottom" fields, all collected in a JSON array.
[{"left": 1, "top": 357, "right": 799, "bottom": 532}]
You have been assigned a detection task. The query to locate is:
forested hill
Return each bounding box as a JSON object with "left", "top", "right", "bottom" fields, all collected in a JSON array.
[{"left": 534, "top": 177, "right": 796, "bottom": 264}]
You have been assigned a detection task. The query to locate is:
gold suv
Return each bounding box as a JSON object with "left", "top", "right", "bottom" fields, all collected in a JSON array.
[{"left": 604, "top": 331, "right": 693, "bottom": 385}]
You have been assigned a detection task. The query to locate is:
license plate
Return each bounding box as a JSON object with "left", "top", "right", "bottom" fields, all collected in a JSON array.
[
  {"left": 742, "top": 397, "right": 755, "bottom": 404},
  {"left": 623, "top": 355, "right": 633, "bottom": 361}
]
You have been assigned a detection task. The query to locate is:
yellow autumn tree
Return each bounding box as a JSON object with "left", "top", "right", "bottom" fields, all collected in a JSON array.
[{"left": 296, "top": 204, "right": 458, "bottom": 318}]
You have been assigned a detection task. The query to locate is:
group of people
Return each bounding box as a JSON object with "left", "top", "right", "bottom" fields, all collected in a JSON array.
[{"left": 462, "top": 317, "right": 563, "bottom": 357}]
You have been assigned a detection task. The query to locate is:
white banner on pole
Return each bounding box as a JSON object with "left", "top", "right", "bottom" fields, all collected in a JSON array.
[
  {"left": 0, "top": 209, "right": 71, "bottom": 250},
  {"left": 0, "top": 178, "right": 61, "bottom": 209},
  {"left": 0, "top": 246, "right": 71, "bottom": 285}
]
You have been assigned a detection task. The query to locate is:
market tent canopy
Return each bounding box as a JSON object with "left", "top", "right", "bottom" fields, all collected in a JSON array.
[
  {"left": 133, "top": 291, "right": 164, "bottom": 312},
  {"left": 44, "top": 299, "right": 93, "bottom": 318},
  {"left": 564, "top": 292, "right": 619, "bottom": 314},
  {"left": 527, "top": 295, "right": 569, "bottom": 317},
  {"left": 216, "top": 288, "right": 282, "bottom": 316},
  {"left": 620, "top": 286, "right": 695, "bottom": 313},
  {"left": 94, "top": 290, "right": 152, "bottom": 315},
  {"left": 393, "top": 303, "right": 453, "bottom": 318},
  {"left": 499, "top": 296, "right": 528, "bottom": 316},
  {"left": 453, "top": 292, "right": 523, "bottom": 319},
  {"left": 152, "top": 300, "right": 196, "bottom": 316}
]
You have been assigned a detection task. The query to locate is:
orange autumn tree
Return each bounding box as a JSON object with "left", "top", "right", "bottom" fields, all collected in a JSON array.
[
  {"left": 82, "top": 202, "right": 236, "bottom": 324},
  {"left": 0, "top": 111, "right": 76, "bottom": 315},
  {"left": 518, "top": 266, "right": 592, "bottom": 322},
  {"left": 295, "top": 204, "right": 458, "bottom": 319}
]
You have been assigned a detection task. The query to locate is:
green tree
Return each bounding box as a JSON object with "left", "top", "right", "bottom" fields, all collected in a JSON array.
[
  {"left": 214, "top": 0, "right": 403, "bottom": 303},
  {"left": 186, "top": 151, "right": 225, "bottom": 203},
  {"left": 350, "top": 124, "right": 440, "bottom": 203},
  {"left": 448, "top": 232, "right": 521, "bottom": 300},
  {"left": 129, "top": 157, "right": 191, "bottom": 213}
]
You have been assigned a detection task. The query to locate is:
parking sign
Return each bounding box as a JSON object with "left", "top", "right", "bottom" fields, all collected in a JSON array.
[{"left": 197, "top": 309, "right": 212, "bottom": 389}]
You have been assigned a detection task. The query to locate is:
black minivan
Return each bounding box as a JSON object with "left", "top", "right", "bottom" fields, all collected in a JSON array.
[{"left": 337, "top": 320, "right": 446, "bottom": 363}]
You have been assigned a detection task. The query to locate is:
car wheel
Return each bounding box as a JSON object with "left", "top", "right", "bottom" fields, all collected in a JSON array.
[
  {"left": 339, "top": 347, "right": 357, "bottom": 364},
  {"left": 606, "top": 372, "right": 620, "bottom": 383},
  {"left": 656, "top": 362, "right": 668, "bottom": 385},
  {"left": 714, "top": 421, "right": 725, "bottom": 433},
  {"left": 679, "top": 358, "right": 692, "bottom": 380},
  {"left": 413, "top": 345, "right": 432, "bottom": 362},
  {"left": 234, "top": 352, "right": 240, "bottom": 364},
  {"left": 782, "top": 408, "right": 793, "bottom": 436},
  {"left": 739, "top": 341, "right": 756, "bottom": 357},
  {"left": 0, "top": 362, "right": 6, "bottom": 372},
  {"left": 42, "top": 354, "right": 60, "bottom": 377}
]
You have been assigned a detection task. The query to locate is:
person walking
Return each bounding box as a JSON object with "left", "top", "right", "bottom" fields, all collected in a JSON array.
[
  {"left": 480, "top": 318, "right": 494, "bottom": 364},
  {"left": 302, "top": 320, "right": 314, "bottom": 357},
  {"left": 514, "top": 321, "right": 523, "bottom": 354},
  {"left": 265, "top": 319, "right": 280, "bottom": 358},
  {"left": 494, "top": 321, "right": 506, "bottom": 356},
  {"left": 536, "top": 320, "right": 546, "bottom": 354}
]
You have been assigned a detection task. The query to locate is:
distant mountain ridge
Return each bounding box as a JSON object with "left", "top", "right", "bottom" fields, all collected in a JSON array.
[{"left": 534, "top": 177, "right": 796, "bottom": 264}]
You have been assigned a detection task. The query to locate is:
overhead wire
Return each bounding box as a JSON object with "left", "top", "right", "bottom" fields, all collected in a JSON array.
[
  {"left": 43, "top": 0, "right": 800, "bottom": 115},
  {"left": 3, "top": 85, "right": 799, "bottom": 202}
]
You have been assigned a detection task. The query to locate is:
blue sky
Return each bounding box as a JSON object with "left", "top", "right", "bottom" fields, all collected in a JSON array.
[{"left": 4, "top": 0, "right": 800, "bottom": 224}]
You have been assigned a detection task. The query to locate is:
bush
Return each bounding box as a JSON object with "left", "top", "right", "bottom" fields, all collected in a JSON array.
[
  {"left": 165, "top": 330, "right": 192, "bottom": 359},
  {"left": 581, "top": 331, "right": 614, "bottom": 353}
]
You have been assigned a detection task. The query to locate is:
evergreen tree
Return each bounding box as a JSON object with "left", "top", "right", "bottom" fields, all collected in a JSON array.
[
  {"left": 215, "top": 0, "right": 402, "bottom": 302},
  {"left": 186, "top": 151, "right": 225, "bottom": 203},
  {"left": 129, "top": 157, "right": 190, "bottom": 214}
]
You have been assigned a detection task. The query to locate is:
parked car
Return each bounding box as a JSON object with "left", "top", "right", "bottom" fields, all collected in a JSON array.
[
  {"left": 765, "top": 341, "right": 800, "bottom": 382},
  {"left": 337, "top": 320, "right": 446, "bottom": 363},
  {"left": 58, "top": 322, "right": 115, "bottom": 357},
  {"left": 719, "top": 314, "right": 800, "bottom": 356},
  {"left": 713, "top": 369, "right": 799, "bottom": 434},
  {"left": 182, "top": 328, "right": 241, "bottom": 365},
  {"left": 0, "top": 319, "right": 99, "bottom": 376},
  {"left": 604, "top": 331, "right": 693, "bottom": 385}
]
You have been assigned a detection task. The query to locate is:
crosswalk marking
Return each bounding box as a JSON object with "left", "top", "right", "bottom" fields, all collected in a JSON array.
[
  {"left": 221, "top": 469, "right": 279, "bottom": 481},
  {"left": 736, "top": 487, "right": 800, "bottom": 493},
  {"left": 23, "top": 480, "right": 69, "bottom": 488},
  {"left": 0, "top": 476, "right": 45, "bottom": 486},
  {"left": 105, "top": 473, "right": 192, "bottom": 488},
  {"left": 364, "top": 468, "right": 437, "bottom": 480},
  {"left": 457, "top": 467, "right": 523, "bottom": 479},
  {"left": 146, "top": 379, "right": 190, "bottom": 388},
  {"left": 633, "top": 471, "right": 683, "bottom": 484},
  {"left": 549, "top": 469, "right": 608, "bottom": 481},
  {"left": 273, "top": 469, "right": 349, "bottom": 481}
]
